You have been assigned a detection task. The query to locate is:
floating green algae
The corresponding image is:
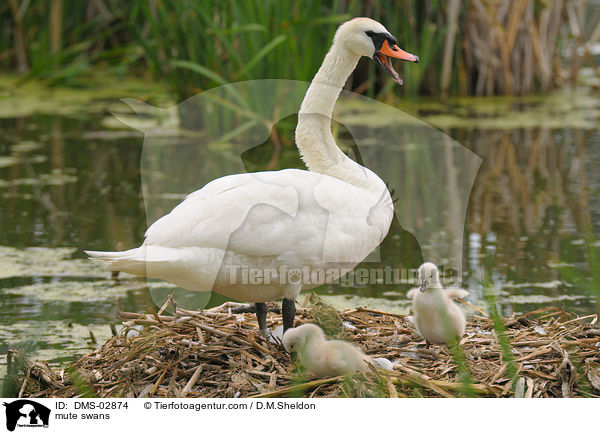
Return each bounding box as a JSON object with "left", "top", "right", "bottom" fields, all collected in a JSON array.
[
  {"left": 0, "top": 246, "right": 100, "bottom": 278},
  {"left": 313, "top": 294, "right": 413, "bottom": 315},
  {"left": 0, "top": 73, "right": 172, "bottom": 119},
  {"left": 499, "top": 294, "right": 590, "bottom": 305},
  {"left": 336, "top": 89, "right": 600, "bottom": 130}
]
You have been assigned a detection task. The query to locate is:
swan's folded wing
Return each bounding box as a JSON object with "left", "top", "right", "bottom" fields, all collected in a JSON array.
[
  {"left": 445, "top": 288, "right": 469, "bottom": 299},
  {"left": 143, "top": 168, "right": 386, "bottom": 263},
  {"left": 144, "top": 171, "right": 301, "bottom": 255}
]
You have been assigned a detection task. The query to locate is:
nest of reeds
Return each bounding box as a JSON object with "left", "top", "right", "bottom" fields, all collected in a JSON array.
[{"left": 12, "top": 297, "right": 600, "bottom": 398}]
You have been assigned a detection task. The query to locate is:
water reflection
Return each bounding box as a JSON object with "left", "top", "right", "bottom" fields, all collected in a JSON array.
[
  {"left": 0, "top": 116, "right": 145, "bottom": 249},
  {"left": 461, "top": 127, "right": 600, "bottom": 315}
]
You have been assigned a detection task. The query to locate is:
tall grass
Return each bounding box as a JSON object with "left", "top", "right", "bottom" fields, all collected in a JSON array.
[
  {"left": 0, "top": 0, "right": 141, "bottom": 85},
  {"left": 481, "top": 279, "right": 519, "bottom": 385},
  {"left": 128, "top": 0, "right": 352, "bottom": 127}
]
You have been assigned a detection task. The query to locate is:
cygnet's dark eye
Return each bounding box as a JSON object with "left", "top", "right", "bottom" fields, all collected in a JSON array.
[{"left": 365, "top": 30, "right": 374, "bottom": 37}]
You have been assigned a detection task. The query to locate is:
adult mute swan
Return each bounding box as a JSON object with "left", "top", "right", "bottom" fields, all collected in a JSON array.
[
  {"left": 86, "top": 17, "right": 418, "bottom": 336},
  {"left": 407, "top": 262, "right": 469, "bottom": 346}
]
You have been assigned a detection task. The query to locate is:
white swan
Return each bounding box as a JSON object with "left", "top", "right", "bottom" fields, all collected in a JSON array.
[
  {"left": 86, "top": 17, "right": 418, "bottom": 335},
  {"left": 407, "top": 262, "right": 469, "bottom": 346},
  {"left": 283, "top": 323, "right": 391, "bottom": 377}
]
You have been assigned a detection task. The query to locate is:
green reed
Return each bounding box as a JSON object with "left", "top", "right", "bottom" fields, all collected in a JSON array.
[
  {"left": 481, "top": 278, "right": 519, "bottom": 390},
  {"left": 0, "top": 0, "right": 469, "bottom": 99},
  {"left": 3, "top": 0, "right": 589, "bottom": 104}
]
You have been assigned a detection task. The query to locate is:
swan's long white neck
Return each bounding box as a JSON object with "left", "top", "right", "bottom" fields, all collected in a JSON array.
[{"left": 296, "top": 43, "right": 382, "bottom": 190}]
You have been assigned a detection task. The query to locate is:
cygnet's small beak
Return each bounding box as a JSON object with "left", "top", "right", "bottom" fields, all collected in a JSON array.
[{"left": 419, "top": 280, "right": 428, "bottom": 292}]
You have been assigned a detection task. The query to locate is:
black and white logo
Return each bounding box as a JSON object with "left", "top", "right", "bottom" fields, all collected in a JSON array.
[{"left": 2, "top": 400, "right": 50, "bottom": 432}]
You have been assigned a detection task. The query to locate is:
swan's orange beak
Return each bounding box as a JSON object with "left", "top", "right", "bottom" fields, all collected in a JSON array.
[{"left": 374, "top": 40, "right": 419, "bottom": 85}]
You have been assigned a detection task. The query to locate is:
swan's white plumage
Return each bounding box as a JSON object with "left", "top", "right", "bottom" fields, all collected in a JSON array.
[
  {"left": 88, "top": 169, "right": 391, "bottom": 301},
  {"left": 283, "top": 324, "right": 377, "bottom": 377},
  {"left": 409, "top": 262, "right": 469, "bottom": 345},
  {"left": 86, "top": 18, "right": 396, "bottom": 305}
]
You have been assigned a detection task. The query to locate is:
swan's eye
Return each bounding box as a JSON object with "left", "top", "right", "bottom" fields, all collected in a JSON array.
[{"left": 365, "top": 31, "right": 397, "bottom": 52}]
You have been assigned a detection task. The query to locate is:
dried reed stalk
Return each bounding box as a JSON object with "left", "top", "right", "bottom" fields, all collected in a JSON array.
[{"left": 12, "top": 300, "right": 600, "bottom": 398}]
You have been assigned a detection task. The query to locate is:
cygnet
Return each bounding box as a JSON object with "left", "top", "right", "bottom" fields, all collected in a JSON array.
[
  {"left": 407, "top": 262, "right": 469, "bottom": 346},
  {"left": 282, "top": 323, "right": 392, "bottom": 377}
]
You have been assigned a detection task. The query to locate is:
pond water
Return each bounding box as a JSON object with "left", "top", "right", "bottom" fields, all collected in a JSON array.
[{"left": 1, "top": 77, "right": 599, "bottom": 390}]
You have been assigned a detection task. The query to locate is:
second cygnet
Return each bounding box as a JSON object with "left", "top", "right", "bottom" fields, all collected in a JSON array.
[
  {"left": 407, "top": 262, "right": 469, "bottom": 346},
  {"left": 282, "top": 323, "right": 391, "bottom": 377}
]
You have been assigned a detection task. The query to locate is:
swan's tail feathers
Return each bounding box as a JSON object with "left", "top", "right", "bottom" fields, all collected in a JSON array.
[{"left": 85, "top": 247, "right": 149, "bottom": 276}]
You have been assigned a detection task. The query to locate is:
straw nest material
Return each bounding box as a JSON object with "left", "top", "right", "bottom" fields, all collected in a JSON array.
[{"left": 12, "top": 296, "right": 600, "bottom": 398}]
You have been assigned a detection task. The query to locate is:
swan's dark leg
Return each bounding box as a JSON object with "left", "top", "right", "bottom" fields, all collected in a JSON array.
[
  {"left": 255, "top": 302, "right": 268, "bottom": 337},
  {"left": 282, "top": 298, "right": 297, "bottom": 361},
  {"left": 282, "top": 298, "right": 296, "bottom": 332}
]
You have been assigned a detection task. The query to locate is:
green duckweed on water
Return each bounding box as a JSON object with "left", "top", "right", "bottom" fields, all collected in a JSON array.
[
  {"left": 338, "top": 88, "right": 600, "bottom": 130},
  {"left": 0, "top": 74, "right": 172, "bottom": 119},
  {"left": 0, "top": 246, "right": 100, "bottom": 279}
]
